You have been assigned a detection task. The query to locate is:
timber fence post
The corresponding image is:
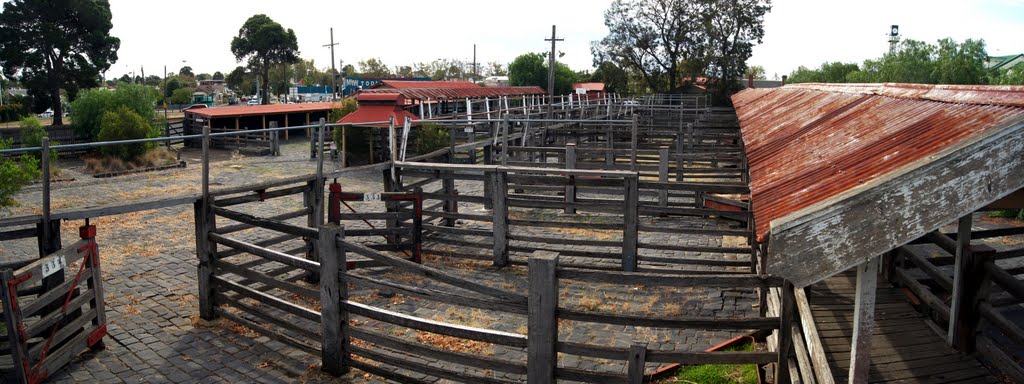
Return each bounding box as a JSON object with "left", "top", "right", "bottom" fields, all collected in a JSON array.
[
  {"left": 319, "top": 224, "right": 346, "bottom": 375},
  {"left": 443, "top": 170, "right": 458, "bottom": 227},
  {"left": 627, "top": 343, "right": 649, "bottom": 384},
  {"left": 196, "top": 125, "right": 216, "bottom": 320},
  {"left": 776, "top": 281, "right": 796, "bottom": 384},
  {"left": 528, "top": 250, "right": 559, "bottom": 384},
  {"left": 953, "top": 244, "right": 996, "bottom": 353},
  {"left": 491, "top": 170, "right": 509, "bottom": 267},
  {"left": 565, "top": 143, "right": 577, "bottom": 215},
  {"left": 623, "top": 175, "right": 639, "bottom": 272},
  {"left": 483, "top": 143, "right": 494, "bottom": 210},
  {"left": 658, "top": 145, "right": 669, "bottom": 209}
]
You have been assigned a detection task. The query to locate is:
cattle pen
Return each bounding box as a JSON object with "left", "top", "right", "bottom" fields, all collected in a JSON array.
[{"left": 1, "top": 90, "right": 1020, "bottom": 383}]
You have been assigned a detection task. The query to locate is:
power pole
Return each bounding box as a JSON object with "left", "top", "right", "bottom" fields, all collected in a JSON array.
[
  {"left": 472, "top": 44, "right": 477, "bottom": 81},
  {"left": 324, "top": 28, "right": 339, "bottom": 100},
  {"left": 545, "top": 25, "right": 563, "bottom": 120}
]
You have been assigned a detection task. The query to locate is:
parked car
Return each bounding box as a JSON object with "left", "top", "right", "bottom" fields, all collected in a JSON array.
[
  {"left": 37, "top": 109, "right": 54, "bottom": 118},
  {"left": 247, "top": 99, "right": 261, "bottom": 106},
  {"left": 623, "top": 100, "right": 641, "bottom": 106}
]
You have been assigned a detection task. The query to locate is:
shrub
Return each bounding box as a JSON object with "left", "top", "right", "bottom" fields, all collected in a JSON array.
[
  {"left": 169, "top": 87, "right": 194, "bottom": 105},
  {"left": 328, "top": 97, "right": 358, "bottom": 123},
  {"left": 97, "top": 106, "right": 158, "bottom": 161},
  {"left": 0, "top": 138, "right": 40, "bottom": 206},
  {"left": 413, "top": 123, "right": 450, "bottom": 155},
  {"left": 19, "top": 116, "right": 59, "bottom": 173},
  {"left": 990, "top": 209, "right": 1024, "bottom": 221},
  {"left": 71, "top": 83, "right": 157, "bottom": 139}
]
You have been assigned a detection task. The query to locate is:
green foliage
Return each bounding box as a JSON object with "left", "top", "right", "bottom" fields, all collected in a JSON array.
[
  {"left": 97, "top": 106, "right": 158, "bottom": 161},
  {"left": 590, "top": 61, "right": 629, "bottom": 95},
  {"left": 989, "top": 209, "right": 1024, "bottom": 221},
  {"left": 991, "top": 63, "right": 1024, "bottom": 85},
  {"left": 358, "top": 58, "right": 392, "bottom": 77},
  {"left": 788, "top": 38, "right": 990, "bottom": 85},
  {"left": 509, "top": 53, "right": 578, "bottom": 95},
  {"left": 212, "top": 71, "right": 225, "bottom": 81},
  {"left": 0, "top": 100, "right": 29, "bottom": 122},
  {"left": 231, "top": 14, "right": 300, "bottom": 105},
  {"left": 329, "top": 98, "right": 358, "bottom": 124},
  {"left": 169, "top": 87, "right": 195, "bottom": 105},
  {"left": 594, "top": 0, "right": 769, "bottom": 101},
  {"left": 413, "top": 123, "right": 450, "bottom": 155},
  {"left": 675, "top": 343, "right": 758, "bottom": 384},
  {"left": 71, "top": 83, "right": 157, "bottom": 140},
  {"left": 0, "top": 0, "right": 120, "bottom": 125},
  {"left": 0, "top": 138, "right": 40, "bottom": 206}
]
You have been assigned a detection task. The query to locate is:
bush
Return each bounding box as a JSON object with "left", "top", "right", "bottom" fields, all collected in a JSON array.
[
  {"left": 0, "top": 138, "right": 40, "bottom": 206},
  {"left": 97, "top": 106, "right": 159, "bottom": 161},
  {"left": 413, "top": 123, "right": 450, "bottom": 155},
  {"left": 169, "top": 87, "right": 194, "bottom": 105},
  {"left": 990, "top": 209, "right": 1024, "bottom": 221},
  {"left": 19, "top": 116, "right": 59, "bottom": 172},
  {"left": 71, "top": 83, "right": 157, "bottom": 139},
  {"left": 329, "top": 97, "right": 358, "bottom": 123}
]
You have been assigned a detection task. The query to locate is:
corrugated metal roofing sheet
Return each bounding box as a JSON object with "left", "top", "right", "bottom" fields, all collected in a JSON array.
[
  {"left": 184, "top": 102, "right": 336, "bottom": 119},
  {"left": 734, "top": 83, "right": 1024, "bottom": 241},
  {"left": 573, "top": 82, "right": 606, "bottom": 91},
  {"left": 373, "top": 80, "right": 480, "bottom": 89},
  {"left": 337, "top": 105, "right": 417, "bottom": 127},
  {"left": 359, "top": 86, "right": 546, "bottom": 100}
]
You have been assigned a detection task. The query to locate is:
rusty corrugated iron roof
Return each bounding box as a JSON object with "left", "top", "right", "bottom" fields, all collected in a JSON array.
[
  {"left": 185, "top": 102, "right": 336, "bottom": 119},
  {"left": 735, "top": 83, "right": 1024, "bottom": 241},
  {"left": 359, "top": 86, "right": 546, "bottom": 100},
  {"left": 372, "top": 80, "right": 480, "bottom": 89}
]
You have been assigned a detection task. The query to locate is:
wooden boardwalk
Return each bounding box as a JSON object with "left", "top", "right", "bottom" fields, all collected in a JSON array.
[{"left": 807, "top": 271, "right": 1001, "bottom": 383}]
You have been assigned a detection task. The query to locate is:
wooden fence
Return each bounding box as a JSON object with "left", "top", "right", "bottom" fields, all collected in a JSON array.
[{"left": 392, "top": 161, "right": 755, "bottom": 273}]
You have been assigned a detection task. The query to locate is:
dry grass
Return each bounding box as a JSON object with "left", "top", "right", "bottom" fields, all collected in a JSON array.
[{"left": 84, "top": 148, "right": 179, "bottom": 174}]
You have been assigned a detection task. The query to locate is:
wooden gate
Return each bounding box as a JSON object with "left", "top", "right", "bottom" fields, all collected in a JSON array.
[
  {"left": 1, "top": 225, "right": 107, "bottom": 384},
  {"left": 327, "top": 182, "right": 423, "bottom": 264}
]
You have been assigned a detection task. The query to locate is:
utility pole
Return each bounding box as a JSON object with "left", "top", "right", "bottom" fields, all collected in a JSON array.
[
  {"left": 545, "top": 25, "right": 563, "bottom": 120},
  {"left": 324, "top": 28, "right": 339, "bottom": 100},
  {"left": 472, "top": 44, "right": 477, "bottom": 81},
  {"left": 163, "top": 65, "right": 168, "bottom": 124}
]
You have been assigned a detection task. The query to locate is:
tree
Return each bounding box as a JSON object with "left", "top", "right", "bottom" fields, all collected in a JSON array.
[
  {"left": 509, "top": 53, "right": 547, "bottom": 89},
  {"left": 0, "top": 137, "right": 39, "bottom": 206},
  {"left": 744, "top": 65, "right": 766, "bottom": 80},
  {"left": 196, "top": 73, "right": 211, "bottom": 81},
  {"left": 358, "top": 58, "right": 392, "bottom": 77},
  {"left": 71, "top": 83, "right": 157, "bottom": 139},
  {"left": 590, "top": 61, "right": 629, "bottom": 94},
  {"left": 876, "top": 39, "right": 935, "bottom": 83},
  {"left": 932, "top": 38, "right": 987, "bottom": 85},
  {"left": 212, "top": 71, "right": 225, "bottom": 81},
  {"left": 230, "top": 14, "right": 300, "bottom": 104},
  {"left": 508, "top": 53, "right": 578, "bottom": 95},
  {"left": 486, "top": 62, "right": 508, "bottom": 77},
  {"left": 593, "top": 0, "right": 769, "bottom": 101},
  {"left": 226, "top": 66, "right": 248, "bottom": 93},
  {"left": 97, "top": 106, "right": 158, "bottom": 161},
  {"left": 169, "top": 87, "right": 194, "bottom": 104},
  {"left": 179, "top": 66, "right": 194, "bottom": 78},
  {"left": 0, "top": 0, "right": 120, "bottom": 125},
  {"left": 703, "top": 0, "right": 771, "bottom": 102},
  {"left": 991, "top": 63, "right": 1024, "bottom": 85}
]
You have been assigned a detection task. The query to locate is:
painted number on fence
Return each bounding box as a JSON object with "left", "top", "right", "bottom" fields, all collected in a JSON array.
[
  {"left": 41, "top": 255, "right": 66, "bottom": 278},
  {"left": 364, "top": 193, "right": 382, "bottom": 202}
]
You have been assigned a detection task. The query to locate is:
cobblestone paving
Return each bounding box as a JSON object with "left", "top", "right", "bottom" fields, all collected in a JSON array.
[{"left": 2, "top": 140, "right": 760, "bottom": 383}]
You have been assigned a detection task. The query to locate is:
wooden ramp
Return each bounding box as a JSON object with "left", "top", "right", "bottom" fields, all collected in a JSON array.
[{"left": 807, "top": 271, "right": 1000, "bottom": 383}]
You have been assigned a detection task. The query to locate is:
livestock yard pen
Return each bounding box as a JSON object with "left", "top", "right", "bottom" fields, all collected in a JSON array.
[{"left": 1, "top": 89, "right": 1020, "bottom": 383}]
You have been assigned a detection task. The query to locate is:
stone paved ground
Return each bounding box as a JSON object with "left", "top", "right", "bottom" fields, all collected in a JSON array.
[{"left": 1, "top": 139, "right": 760, "bottom": 383}]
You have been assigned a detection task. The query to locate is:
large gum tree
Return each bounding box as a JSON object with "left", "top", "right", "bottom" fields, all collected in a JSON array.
[
  {"left": 230, "top": 14, "right": 299, "bottom": 105},
  {"left": 0, "top": 0, "right": 120, "bottom": 125}
]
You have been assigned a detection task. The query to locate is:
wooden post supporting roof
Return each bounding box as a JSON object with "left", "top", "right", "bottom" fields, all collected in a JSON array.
[
  {"left": 766, "top": 119, "right": 1024, "bottom": 287},
  {"left": 947, "top": 214, "right": 972, "bottom": 346},
  {"left": 848, "top": 256, "right": 879, "bottom": 384}
]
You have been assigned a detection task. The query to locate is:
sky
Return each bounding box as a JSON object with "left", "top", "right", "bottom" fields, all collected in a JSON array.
[{"left": 98, "top": 0, "right": 1024, "bottom": 81}]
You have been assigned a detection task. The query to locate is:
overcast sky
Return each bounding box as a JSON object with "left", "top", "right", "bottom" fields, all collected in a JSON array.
[{"left": 103, "top": 0, "right": 1024, "bottom": 81}]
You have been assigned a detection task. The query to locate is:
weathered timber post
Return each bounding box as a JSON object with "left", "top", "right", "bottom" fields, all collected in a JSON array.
[
  {"left": 38, "top": 137, "right": 64, "bottom": 297},
  {"left": 483, "top": 142, "right": 494, "bottom": 210},
  {"left": 564, "top": 143, "right": 577, "bottom": 215},
  {"left": 606, "top": 121, "right": 614, "bottom": 167},
  {"left": 382, "top": 169, "right": 400, "bottom": 245},
  {"left": 948, "top": 214, "right": 972, "bottom": 345},
  {"left": 658, "top": 146, "right": 669, "bottom": 209},
  {"left": 627, "top": 343, "right": 649, "bottom": 384},
  {"left": 952, "top": 244, "right": 996, "bottom": 353},
  {"left": 777, "top": 281, "right": 796, "bottom": 384},
  {"left": 622, "top": 175, "right": 639, "bottom": 271},
  {"left": 491, "top": 170, "right": 509, "bottom": 267},
  {"left": 848, "top": 256, "right": 880, "bottom": 384},
  {"left": 442, "top": 170, "right": 459, "bottom": 227},
  {"left": 268, "top": 121, "right": 279, "bottom": 156},
  {"left": 528, "top": 251, "right": 559, "bottom": 384},
  {"left": 630, "top": 115, "right": 639, "bottom": 172},
  {"left": 196, "top": 125, "right": 216, "bottom": 320},
  {"left": 304, "top": 178, "right": 322, "bottom": 283},
  {"left": 319, "top": 224, "right": 346, "bottom": 375}
]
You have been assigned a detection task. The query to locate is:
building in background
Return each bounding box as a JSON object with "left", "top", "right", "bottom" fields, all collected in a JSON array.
[{"left": 341, "top": 76, "right": 431, "bottom": 97}]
